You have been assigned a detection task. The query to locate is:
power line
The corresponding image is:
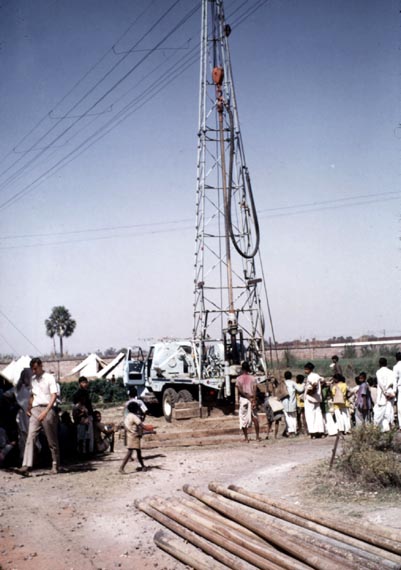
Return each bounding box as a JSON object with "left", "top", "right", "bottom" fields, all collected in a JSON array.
[
  {"left": 0, "top": 332, "right": 18, "bottom": 356},
  {"left": 0, "top": 0, "right": 264, "bottom": 211},
  {"left": 0, "top": 2, "right": 201, "bottom": 210},
  {"left": 0, "top": 0, "right": 157, "bottom": 172},
  {"left": 0, "top": 218, "right": 193, "bottom": 240},
  {"left": 258, "top": 191, "right": 401, "bottom": 213},
  {"left": 0, "top": 191, "right": 398, "bottom": 250},
  {"left": 0, "top": 0, "right": 185, "bottom": 194},
  {"left": 0, "top": 190, "right": 396, "bottom": 240},
  {"left": 0, "top": 308, "right": 43, "bottom": 354},
  {"left": 0, "top": 224, "right": 194, "bottom": 250},
  {"left": 53, "top": 0, "right": 265, "bottom": 173},
  {"left": 260, "top": 195, "right": 400, "bottom": 219}
]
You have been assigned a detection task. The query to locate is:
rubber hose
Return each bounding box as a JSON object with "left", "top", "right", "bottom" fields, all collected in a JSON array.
[{"left": 226, "top": 104, "right": 260, "bottom": 259}]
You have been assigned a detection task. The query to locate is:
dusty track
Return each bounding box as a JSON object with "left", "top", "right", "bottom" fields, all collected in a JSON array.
[{"left": 1, "top": 412, "right": 400, "bottom": 570}]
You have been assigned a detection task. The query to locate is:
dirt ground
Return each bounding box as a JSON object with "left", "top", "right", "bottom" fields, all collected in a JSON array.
[{"left": 1, "top": 410, "right": 401, "bottom": 570}]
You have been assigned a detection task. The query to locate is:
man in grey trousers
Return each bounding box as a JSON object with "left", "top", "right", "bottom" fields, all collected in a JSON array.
[{"left": 15, "top": 357, "right": 61, "bottom": 476}]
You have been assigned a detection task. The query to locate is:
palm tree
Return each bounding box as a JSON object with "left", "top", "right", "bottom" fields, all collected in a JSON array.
[{"left": 45, "top": 306, "right": 76, "bottom": 357}]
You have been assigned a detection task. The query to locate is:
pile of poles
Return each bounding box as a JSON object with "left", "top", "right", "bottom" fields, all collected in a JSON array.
[{"left": 136, "top": 482, "right": 401, "bottom": 570}]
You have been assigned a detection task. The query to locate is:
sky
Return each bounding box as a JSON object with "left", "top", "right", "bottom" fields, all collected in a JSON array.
[{"left": 0, "top": 0, "right": 400, "bottom": 357}]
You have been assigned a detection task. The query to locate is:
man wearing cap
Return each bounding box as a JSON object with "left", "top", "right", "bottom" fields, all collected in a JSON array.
[{"left": 16, "top": 357, "right": 60, "bottom": 476}]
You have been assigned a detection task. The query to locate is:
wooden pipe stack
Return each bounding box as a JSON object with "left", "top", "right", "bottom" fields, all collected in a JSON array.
[{"left": 136, "top": 482, "right": 401, "bottom": 570}]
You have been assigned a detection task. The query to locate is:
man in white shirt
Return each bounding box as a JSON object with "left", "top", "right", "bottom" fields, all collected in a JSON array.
[
  {"left": 16, "top": 358, "right": 61, "bottom": 476},
  {"left": 374, "top": 357, "right": 395, "bottom": 432},
  {"left": 393, "top": 352, "right": 401, "bottom": 431}
]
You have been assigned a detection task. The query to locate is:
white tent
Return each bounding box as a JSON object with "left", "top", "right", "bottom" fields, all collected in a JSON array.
[
  {"left": 96, "top": 352, "right": 125, "bottom": 379},
  {"left": 67, "top": 353, "right": 107, "bottom": 378},
  {"left": 0, "top": 355, "right": 31, "bottom": 386}
]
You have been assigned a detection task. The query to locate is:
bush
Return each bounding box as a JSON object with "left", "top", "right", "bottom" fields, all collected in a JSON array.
[
  {"left": 343, "top": 345, "right": 357, "bottom": 359},
  {"left": 60, "top": 381, "right": 78, "bottom": 403},
  {"left": 60, "top": 377, "right": 127, "bottom": 406},
  {"left": 281, "top": 349, "right": 297, "bottom": 368},
  {"left": 336, "top": 425, "right": 401, "bottom": 489}
]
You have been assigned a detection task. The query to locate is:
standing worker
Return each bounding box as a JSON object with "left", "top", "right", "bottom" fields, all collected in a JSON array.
[
  {"left": 374, "top": 357, "right": 395, "bottom": 432},
  {"left": 393, "top": 352, "right": 401, "bottom": 430},
  {"left": 15, "top": 358, "right": 61, "bottom": 476},
  {"left": 236, "top": 361, "right": 260, "bottom": 442},
  {"left": 282, "top": 371, "right": 298, "bottom": 437},
  {"left": 303, "top": 362, "right": 325, "bottom": 439}
]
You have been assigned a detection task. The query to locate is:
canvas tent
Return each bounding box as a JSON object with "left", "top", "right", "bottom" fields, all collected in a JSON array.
[
  {"left": 96, "top": 352, "right": 125, "bottom": 379},
  {"left": 67, "top": 353, "right": 107, "bottom": 378},
  {"left": 0, "top": 355, "right": 31, "bottom": 386}
]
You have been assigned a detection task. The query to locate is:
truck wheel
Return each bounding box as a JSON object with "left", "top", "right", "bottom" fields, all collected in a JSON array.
[
  {"left": 177, "top": 389, "right": 194, "bottom": 403},
  {"left": 162, "top": 388, "right": 178, "bottom": 422}
]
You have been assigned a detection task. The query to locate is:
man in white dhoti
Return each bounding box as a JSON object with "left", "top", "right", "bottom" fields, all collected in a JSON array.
[
  {"left": 393, "top": 352, "right": 401, "bottom": 431},
  {"left": 374, "top": 358, "right": 395, "bottom": 432},
  {"left": 303, "top": 362, "right": 325, "bottom": 438},
  {"left": 236, "top": 361, "right": 260, "bottom": 442}
]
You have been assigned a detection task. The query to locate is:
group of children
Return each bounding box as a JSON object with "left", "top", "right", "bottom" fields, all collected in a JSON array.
[
  {"left": 71, "top": 381, "right": 150, "bottom": 473},
  {"left": 263, "top": 358, "right": 378, "bottom": 440},
  {"left": 265, "top": 353, "right": 401, "bottom": 438}
]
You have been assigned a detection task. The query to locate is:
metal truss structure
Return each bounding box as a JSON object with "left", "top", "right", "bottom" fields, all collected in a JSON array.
[{"left": 193, "top": 0, "right": 268, "bottom": 375}]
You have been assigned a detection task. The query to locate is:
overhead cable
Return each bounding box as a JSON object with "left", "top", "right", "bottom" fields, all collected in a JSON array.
[
  {"left": 0, "top": 2, "right": 201, "bottom": 210},
  {"left": 0, "top": 0, "right": 267, "bottom": 211},
  {"left": 0, "top": 0, "right": 157, "bottom": 171},
  {"left": 0, "top": 309, "right": 43, "bottom": 354},
  {"left": 0, "top": 192, "right": 397, "bottom": 250},
  {"left": 0, "top": 0, "right": 183, "bottom": 193}
]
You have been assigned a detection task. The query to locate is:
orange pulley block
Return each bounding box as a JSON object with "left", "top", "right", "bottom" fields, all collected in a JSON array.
[{"left": 212, "top": 66, "right": 224, "bottom": 86}]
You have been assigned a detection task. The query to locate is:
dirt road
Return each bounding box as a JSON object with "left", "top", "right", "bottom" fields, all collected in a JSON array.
[{"left": 1, "top": 415, "right": 400, "bottom": 570}]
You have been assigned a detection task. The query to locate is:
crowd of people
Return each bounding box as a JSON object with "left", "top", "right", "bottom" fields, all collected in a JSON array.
[
  {"left": 0, "top": 360, "right": 118, "bottom": 474},
  {"left": 236, "top": 353, "right": 401, "bottom": 441},
  {"left": 1, "top": 352, "right": 401, "bottom": 474}
]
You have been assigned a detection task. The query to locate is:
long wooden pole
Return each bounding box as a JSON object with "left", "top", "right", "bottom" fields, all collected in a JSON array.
[
  {"left": 226, "top": 484, "right": 401, "bottom": 568},
  {"left": 137, "top": 500, "right": 253, "bottom": 570},
  {"left": 228, "top": 484, "right": 401, "bottom": 557},
  {"left": 180, "top": 497, "right": 269, "bottom": 547},
  {"left": 207, "top": 482, "right": 372, "bottom": 570},
  {"left": 183, "top": 484, "right": 352, "bottom": 570},
  {"left": 168, "top": 498, "right": 307, "bottom": 570},
  {"left": 154, "top": 529, "right": 230, "bottom": 570},
  {"left": 149, "top": 498, "right": 286, "bottom": 570}
]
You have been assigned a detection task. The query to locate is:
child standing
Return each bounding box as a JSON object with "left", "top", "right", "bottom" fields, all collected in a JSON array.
[
  {"left": 331, "top": 374, "right": 351, "bottom": 434},
  {"left": 119, "top": 401, "right": 146, "bottom": 473},
  {"left": 72, "top": 397, "right": 91, "bottom": 456},
  {"left": 264, "top": 379, "right": 284, "bottom": 439},
  {"left": 295, "top": 374, "right": 307, "bottom": 434}
]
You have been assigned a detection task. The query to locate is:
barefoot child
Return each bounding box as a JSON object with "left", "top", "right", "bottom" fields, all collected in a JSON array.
[{"left": 119, "top": 401, "right": 146, "bottom": 473}]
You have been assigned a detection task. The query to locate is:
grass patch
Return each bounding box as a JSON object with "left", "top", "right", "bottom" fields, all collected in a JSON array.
[
  {"left": 336, "top": 425, "right": 401, "bottom": 489},
  {"left": 305, "top": 426, "right": 401, "bottom": 505}
]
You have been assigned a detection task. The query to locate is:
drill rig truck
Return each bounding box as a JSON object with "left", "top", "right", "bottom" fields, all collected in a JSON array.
[{"left": 124, "top": 0, "right": 271, "bottom": 421}]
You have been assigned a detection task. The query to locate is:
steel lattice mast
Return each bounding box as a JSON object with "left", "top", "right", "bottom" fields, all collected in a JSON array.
[{"left": 193, "top": 0, "right": 268, "bottom": 380}]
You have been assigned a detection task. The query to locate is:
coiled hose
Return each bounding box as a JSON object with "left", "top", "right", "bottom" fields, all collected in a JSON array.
[{"left": 226, "top": 103, "right": 260, "bottom": 260}]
